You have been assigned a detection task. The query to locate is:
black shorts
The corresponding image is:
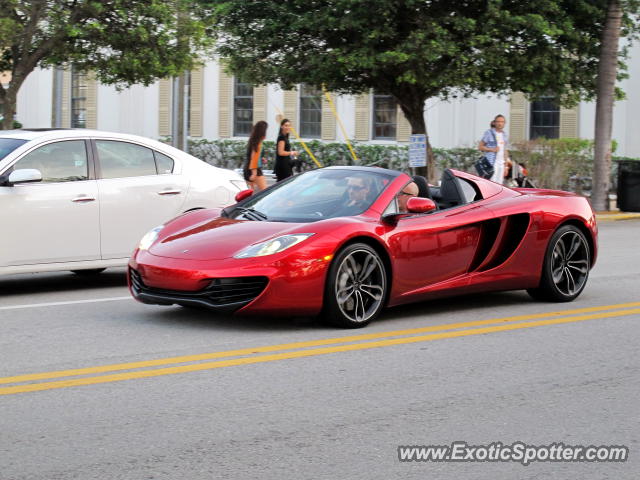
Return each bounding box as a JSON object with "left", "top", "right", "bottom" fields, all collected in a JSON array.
[{"left": 243, "top": 167, "right": 263, "bottom": 182}]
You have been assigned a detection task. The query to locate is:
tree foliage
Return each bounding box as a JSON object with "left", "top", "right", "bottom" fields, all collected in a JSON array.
[
  {"left": 215, "top": 0, "right": 639, "bottom": 106},
  {"left": 0, "top": 0, "right": 214, "bottom": 129},
  {"left": 214, "top": 0, "right": 638, "bottom": 179}
]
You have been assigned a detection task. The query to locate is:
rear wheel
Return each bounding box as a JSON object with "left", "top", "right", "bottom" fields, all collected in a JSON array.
[
  {"left": 71, "top": 268, "right": 106, "bottom": 276},
  {"left": 527, "top": 225, "right": 590, "bottom": 302},
  {"left": 322, "top": 243, "right": 387, "bottom": 328}
]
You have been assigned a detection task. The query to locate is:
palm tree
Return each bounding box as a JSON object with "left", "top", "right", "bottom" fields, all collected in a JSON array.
[{"left": 592, "top": 0, "right": 623, "bottom": 212}]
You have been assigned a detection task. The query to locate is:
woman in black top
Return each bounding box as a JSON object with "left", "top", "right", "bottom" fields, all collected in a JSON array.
[{"left": 274, "top": 118, "right": 299, "bottom": 182}]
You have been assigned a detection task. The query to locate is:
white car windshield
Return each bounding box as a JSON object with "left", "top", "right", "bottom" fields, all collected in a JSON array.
[
  {"left": 0, "top": 138, "right": 27, "bottom": 161},
  {"left": 230, "top": 168, "right": 396, "bottom": 222}
]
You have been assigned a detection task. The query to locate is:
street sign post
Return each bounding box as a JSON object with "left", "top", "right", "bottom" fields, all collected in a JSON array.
[{"left": 409, "top": 134, "right": 427, "bottom": 168}]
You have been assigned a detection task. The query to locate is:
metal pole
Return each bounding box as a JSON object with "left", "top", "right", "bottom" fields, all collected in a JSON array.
[
  {"left": 177, "top": 73, "right": 186, "bottom": 151},
  {"left": 182, "top": 71, "right": 190, "bottom": 152},
  {"left": 53, "top": 68, "right": 63, "bottom": 128},
  {"left": 171, "top": 76, "right": 179, "bottom": 148}
]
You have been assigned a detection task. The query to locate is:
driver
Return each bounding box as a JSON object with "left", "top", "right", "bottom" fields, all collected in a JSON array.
[{"left": 332, "top": 174, "right": 374, "bottom": 217}]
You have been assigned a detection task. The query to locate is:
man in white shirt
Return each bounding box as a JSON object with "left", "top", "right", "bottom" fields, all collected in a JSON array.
[{"left": 479, "top": 114, "right": 511, "bottom": 185}]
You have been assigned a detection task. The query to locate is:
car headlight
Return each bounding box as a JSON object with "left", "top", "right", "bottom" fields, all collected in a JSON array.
[
  {"left": 138, "top": 226, "right": 164, "bottom": 251},
  {"left": 234, "top": 233, "right": 315, "bottom": 258},
  {"left": 230, "top": 179, "right": 247, "bottom": 191}
]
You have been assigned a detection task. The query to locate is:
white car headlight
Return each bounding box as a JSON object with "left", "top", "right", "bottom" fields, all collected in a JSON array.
[
  {"left": 234, "top": 233, "right": 315, "bottom": 258},
  {"left": 138, "top": 226, "right": 164, "bottom": 251}
]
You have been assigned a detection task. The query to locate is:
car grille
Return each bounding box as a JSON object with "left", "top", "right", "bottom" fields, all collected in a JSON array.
[{"left": 129, "top": 268, "right": 268, "bottom": 311}]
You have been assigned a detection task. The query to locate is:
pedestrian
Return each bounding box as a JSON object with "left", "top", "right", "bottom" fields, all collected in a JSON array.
[
  {"left": 274, "top": 118, "right": 299, "bottom": 182},
  {"left": 243, "top": 120, "right": 268, "bottom": 191},
  {"left": 478, "top": 114, "right": 511, "bottom": 184}
]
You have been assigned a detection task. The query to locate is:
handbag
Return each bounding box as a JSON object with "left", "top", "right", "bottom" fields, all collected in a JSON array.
[{"left": 475, "top": 155, "right": 494, "bottom": 179}]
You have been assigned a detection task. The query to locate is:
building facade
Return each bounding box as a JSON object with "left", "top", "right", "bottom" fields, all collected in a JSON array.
[{"left": 15, "top": 41, "right": 640, "bottom": 158}]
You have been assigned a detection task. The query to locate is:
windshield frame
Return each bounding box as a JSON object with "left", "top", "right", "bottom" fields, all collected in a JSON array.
[{"left": 227, "top": 168, "right": 399, "bottom": 223}]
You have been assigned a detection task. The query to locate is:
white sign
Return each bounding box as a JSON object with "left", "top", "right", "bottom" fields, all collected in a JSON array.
[{"left": 409, "top": 134, "right": 427, "bottom": 167}]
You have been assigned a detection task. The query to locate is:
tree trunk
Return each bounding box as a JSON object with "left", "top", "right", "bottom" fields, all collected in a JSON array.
[
  {"left": 592, "top": 0, "right": 623, "bottom": 212},
  {"left": 398, "top": 99, "right": 436, "bottom": 184},
  {"left": 0, "top": 69, "right": 26, "bottom": 130},
  {"left": 0, "top": 92, "right": 18, "bottom": 130}
]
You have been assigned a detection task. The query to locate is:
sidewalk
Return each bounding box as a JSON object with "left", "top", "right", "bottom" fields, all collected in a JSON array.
[{"left": 595, "top": 211, "right": 640, "bottom": 221}]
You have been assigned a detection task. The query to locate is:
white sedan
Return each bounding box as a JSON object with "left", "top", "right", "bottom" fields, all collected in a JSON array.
[{"left": 0, "top": 129, "right": 246, "bottom": 276}]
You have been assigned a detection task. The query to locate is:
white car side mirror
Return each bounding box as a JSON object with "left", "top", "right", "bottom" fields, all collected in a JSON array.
[{"left": 7, "top": 168, "right": 43, "bottom": 185}]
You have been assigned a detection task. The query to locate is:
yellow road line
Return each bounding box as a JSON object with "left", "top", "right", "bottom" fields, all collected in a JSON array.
[
  {"left": 2, "top": 302, "right": 640, "bottom": 386},
  {"left": 1, "top": 307, "right": 639, "bottom": 396}
]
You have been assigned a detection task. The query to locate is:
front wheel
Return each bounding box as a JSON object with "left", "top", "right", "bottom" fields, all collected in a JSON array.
[
  {"left": 322, "top": 243, "right": 387, "bottom": 328},
  {"left": 527, "top": 225, "right": 590, "bottom": 302}
]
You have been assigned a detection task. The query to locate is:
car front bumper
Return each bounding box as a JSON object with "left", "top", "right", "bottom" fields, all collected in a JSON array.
[{"left": 128, "top": 249, "right": 332, "bottom": 316}]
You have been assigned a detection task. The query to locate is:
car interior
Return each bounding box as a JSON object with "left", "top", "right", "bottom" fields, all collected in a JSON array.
[
  {"left": 12, "top": 142, "right": 88, "bottom": 183},
  {"left": 413, "top": 169, "right": 482, "bottom": 210}
]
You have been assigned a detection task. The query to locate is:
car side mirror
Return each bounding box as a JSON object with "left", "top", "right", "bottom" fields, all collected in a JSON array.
[
  {"left": 406, "top": 197, "right": 437, "bottom": 213},
  {"left": 6, "top": 169, "right": 43, "bottom": 186},
  {"left": 235, "top": 189, "right": 253, "bottom": 203}
]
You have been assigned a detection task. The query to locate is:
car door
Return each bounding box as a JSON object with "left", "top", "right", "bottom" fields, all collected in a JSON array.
[
  {"left": 386, "top": 202, "right": 495, "bottom": 299},
  {"left": 0, "top": 139, "right": 100, "bottom": 266},
  {"left": 94, "top": 139, "right": 189, "bottom": 259}
]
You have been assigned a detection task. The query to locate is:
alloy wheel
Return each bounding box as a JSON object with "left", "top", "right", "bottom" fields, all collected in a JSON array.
[
  {"left": 334, "top": 248, "right": 386, "bottom": 324},
  {"left": 550, "top": 230, "right": 589, "bottom": 297}
]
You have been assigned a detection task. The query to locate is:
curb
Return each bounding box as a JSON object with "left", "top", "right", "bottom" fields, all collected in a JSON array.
[{"left": 595, "top": 212, "right": 640, "bottom": 222}]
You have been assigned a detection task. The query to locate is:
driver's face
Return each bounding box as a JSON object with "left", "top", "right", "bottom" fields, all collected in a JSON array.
[{"left": 346, "top": 178, "right": 369, "bottom": 203}]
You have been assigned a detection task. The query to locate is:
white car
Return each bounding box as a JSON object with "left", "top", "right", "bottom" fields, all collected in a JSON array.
[{"left": 0, "top": 129, "right": 246, "bottom": 276}]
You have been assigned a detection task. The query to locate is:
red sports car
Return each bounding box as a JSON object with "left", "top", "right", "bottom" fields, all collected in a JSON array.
[{"left": 128, "top": 166, "right": 597, "bottom": 328}]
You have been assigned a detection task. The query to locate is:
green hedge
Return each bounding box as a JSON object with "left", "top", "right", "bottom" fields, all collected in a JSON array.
[
  {"left": 188, "top": 138, "right": 477, "bottom": 173},
  {"left": 188, "top": 138, "right": 637, "bottom": 192}
]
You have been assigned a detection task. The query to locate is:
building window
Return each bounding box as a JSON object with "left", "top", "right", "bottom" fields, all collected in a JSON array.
[
  {"left": 373, "top": 94, "right": 397, "bottom": 140},
  {"left": 71, "top": 68, "right": 87, "bottom": 128},
  {"left": 530, "top": 96, "right": 560, "bottom": 139},
  {"left": 299, "top": 84, "right": 321, "bottom": 138},
  {"left": 233, "top": 79, "right": 253, "bottom": 137}
]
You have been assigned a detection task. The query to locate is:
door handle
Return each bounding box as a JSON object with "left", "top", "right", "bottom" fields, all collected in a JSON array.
[
  {"left": 158, "top": 189, "right": 182, "bottom": 195},
  {"left": 71, "top": 196, "right": 96, "bottom": 203}
]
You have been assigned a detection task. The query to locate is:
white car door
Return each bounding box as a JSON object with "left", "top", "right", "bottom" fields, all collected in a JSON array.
[
  {"left": 0, "top": 139, "right": 100, "bottom": 266},
  {"left": 94, "top": 140, "right": 189, "bottom": 259}
]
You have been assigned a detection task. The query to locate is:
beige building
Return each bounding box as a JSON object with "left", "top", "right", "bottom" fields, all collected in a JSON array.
[{"left": 14, "top": 43, "right": 640, "bottom": 157}]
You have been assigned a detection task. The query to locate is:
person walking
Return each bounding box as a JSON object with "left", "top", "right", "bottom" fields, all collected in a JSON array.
[
  {"left": 479, "top": 114, "right": 511, "bottom": 184},
  {"left": 243, "top": 120, "right": 268, "bottom": 191},
  {"left": 274, "top": 118, "right": 299, "bottom": 182}
]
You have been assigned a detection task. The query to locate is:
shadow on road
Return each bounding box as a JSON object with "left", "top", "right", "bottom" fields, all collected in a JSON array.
[
  {"left": 135, "top": 305, "right": 323, "bottom": 333},
  {"left": 2, "top": 267, "right": 543, "bottom": 333},
  {"left": 132, "top": 290, "right": 534, "bottom": 334},
  {"left": 379, "top": 290, "right": 534, "bottom": 323},
  {"left": 0, "top": 268, "right": 128, "bottom": 296}
]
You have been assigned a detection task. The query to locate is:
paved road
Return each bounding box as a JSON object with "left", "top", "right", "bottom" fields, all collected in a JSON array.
[{"left": 1, "top": 220, "right": 639, "bottom": 480}]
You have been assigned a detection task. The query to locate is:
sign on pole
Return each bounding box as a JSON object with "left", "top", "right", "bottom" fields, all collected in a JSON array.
[{"left": 409, "top": 134, "right": 427, "bottom": 168}]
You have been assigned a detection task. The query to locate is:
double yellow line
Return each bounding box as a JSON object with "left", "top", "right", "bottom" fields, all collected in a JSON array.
[{"left": 2, "top": 302, "right": 639, "bottom": 396}]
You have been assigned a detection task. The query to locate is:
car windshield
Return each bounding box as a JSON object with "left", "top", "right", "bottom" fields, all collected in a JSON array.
[
  {"left": 0, "top": 138, "right": 27, "bottom": 161},
  {"left": 231, "top": 168, "right": 395, "bottom": 222}
]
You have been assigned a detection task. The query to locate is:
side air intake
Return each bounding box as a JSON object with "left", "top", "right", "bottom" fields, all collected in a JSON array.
[{"left": 469, "top": 214, "right": 531, "bottom": 272}]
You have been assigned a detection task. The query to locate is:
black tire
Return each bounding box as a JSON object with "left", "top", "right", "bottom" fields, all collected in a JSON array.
[
  {"left": 322, "top": 243, "right": 387, "bottom": 328},
  {"left": 527, "top": 225, "right": 590, "bottom": 302},
  {"left": 71, "top": 268, "right": 107, "bottom": 276}
]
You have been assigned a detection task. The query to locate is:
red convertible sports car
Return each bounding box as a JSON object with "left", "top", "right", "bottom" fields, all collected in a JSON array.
[{"left": 128, "top": 166, "right": 598, "bottom": 328}]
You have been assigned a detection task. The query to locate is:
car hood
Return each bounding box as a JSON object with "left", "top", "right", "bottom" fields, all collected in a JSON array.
[{"left": 149, "top": 217, "right": 308, "bottom": 260}]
